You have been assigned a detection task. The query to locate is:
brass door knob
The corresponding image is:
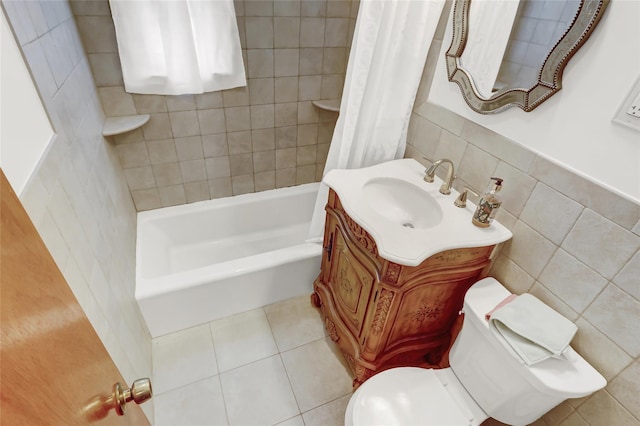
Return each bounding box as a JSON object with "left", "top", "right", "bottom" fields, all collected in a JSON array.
[{"left": 110, "top": 378, "right": 153, "bottom": 416}]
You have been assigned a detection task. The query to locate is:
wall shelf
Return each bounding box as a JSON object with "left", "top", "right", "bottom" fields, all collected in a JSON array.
[
  {"left": 312, "top": 99, "right": 340, "bottom": 112},
  {"left": 102, "top": 114, "right": 150, "bottom": 136}
]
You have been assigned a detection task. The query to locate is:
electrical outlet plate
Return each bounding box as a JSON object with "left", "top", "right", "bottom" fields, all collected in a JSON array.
[{"left": 613, "top": 76, "right": 640, "bottom": 132}]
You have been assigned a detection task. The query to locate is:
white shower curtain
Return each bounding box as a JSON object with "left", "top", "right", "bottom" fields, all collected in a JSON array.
[
  {"left": 109, "top": 0, "right": 246, "bottom": 95},
  {"left": 307, "top": 0, "right": 446, "bottom": 242}
]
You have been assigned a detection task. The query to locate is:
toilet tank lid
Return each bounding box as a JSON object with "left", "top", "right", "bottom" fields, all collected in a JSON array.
[{"left": 463, "top": 278, "right": 607, "bottom": 398}]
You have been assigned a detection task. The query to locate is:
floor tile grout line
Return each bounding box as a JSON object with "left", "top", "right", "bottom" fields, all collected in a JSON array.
[
  {"left": 258, "top": 306, "right": 303, "bottom": 423},
  {"left": 278, "top": 351, "right": 305, "bottom": 418},
  {"left": 209, "top": 307, "right": 280, "bottom": 374},
  {"left": 262, "top": 300, "right": 304, "bottom": 424},
  {"left": 151, "top": 324, "right": 221, "bottom": 397},
  {"left": 153, "top": 295, "right": 354, "bottom": 425},
  {"left": 208, "top": 322, "right": 232, "bottom": 426},
  {"left": 211, "top": 305, "right": 301, "bottom": 425},
  {"left": 205, "top": 301, "right": 327, "bottom": 376},
  {"left": 279, "top": 334, "right": 332, "bottom": 355},
  {"left": 271, "top": 413, "right": 306, "bottom": 426},
  {"left": 298, "top": 392, "right": 353, "bottom": 419},
  {"left": 152, "top": 374, "right": 222, "bottom": 397},
  {"left": 265, "top": 300, "right": 334, "bottom": 422},
  {"left": 263, "top": 304, "right": 286, "bottom": 353},
  {"left": 267, "top": 297, "right": 354, "bottom": 420},
  {"left": 264, "top": 295, "right": 329, "bottom": 353}
]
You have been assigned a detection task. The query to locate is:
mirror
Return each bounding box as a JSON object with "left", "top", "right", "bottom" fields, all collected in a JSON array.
[{"left": 445, "top": 0, "right": 609, "bottom": 113}]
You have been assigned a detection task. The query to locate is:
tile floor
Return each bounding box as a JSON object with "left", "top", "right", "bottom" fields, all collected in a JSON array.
[{"left": 152, "top": 295, "right": 354, "bottom": 426}]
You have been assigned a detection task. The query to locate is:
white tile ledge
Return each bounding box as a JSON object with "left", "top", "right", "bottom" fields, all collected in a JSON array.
[
  {"left": 102, "top": 114, "right": 150, "bottom": 136},
  {"left": 312, "top": 99, "right": 340, "bottom": 112}
]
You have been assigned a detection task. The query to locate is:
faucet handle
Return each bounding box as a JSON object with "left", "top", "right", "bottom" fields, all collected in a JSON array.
[
  {"left": 454, "top": 187, "right": 479, "bottom": 208},
  {"left": 422, "top": 157, "right": 435, "bottom": 182},
  {"left": 423, "top": 157, "right": 438, "bottom": 182},
  {"left": 439, "top": 174, "right": 457, "bottom": 195}
]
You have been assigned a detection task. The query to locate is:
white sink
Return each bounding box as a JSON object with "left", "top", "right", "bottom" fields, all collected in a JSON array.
[
  {"left": 363, "top": 177, "right": 443, "bottom": 229},
  {"left": 322, "top": 159, "right": 512, "bottom": 266}
]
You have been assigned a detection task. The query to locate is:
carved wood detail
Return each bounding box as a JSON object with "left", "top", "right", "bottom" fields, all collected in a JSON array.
[
  {"left": 310, "top": 292, "right": 322, "bottom": 308},
  {"left": 343, "top": 214, "right": 378, "bottom": 256},
  {"left": 325, "top": 318, "right": 339, "bottom": 342},
  {"left": 312, "top": 190, "right": 495, "bottom": 388},
  {"left": 343, "top": 351, "right": 355, "bottom": 367},
  {"left": 354, "top": 364, "right": 375, "bottom": 387},
  {"left": 383, "top": 262, "right": 402, "bottom": 285},
  {"left": 371, "top": 290, "right": 393, "bottom": 335}
]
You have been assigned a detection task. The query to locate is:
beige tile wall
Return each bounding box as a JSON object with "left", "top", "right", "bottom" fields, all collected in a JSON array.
[
  {"left": 2, "top": 0, "right": 153, "bottom": 421},
  {"left": 72, "top": 0, "right": 358, "bottom": 211},
  {"left": 406, "top": 3, "right": 640, "bottom": 425}
]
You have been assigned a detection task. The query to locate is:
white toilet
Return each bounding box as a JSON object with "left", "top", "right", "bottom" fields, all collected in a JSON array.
[{"left": 345, "top": 278, "right": 606, "bottom": 426}]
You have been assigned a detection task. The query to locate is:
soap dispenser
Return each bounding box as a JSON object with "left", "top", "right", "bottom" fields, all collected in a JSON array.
[{"left": 472, "top": 177, "right": 503, "bottom": 228}]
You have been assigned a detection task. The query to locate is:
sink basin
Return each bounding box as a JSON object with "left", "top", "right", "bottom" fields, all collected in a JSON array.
[
  {"left": 322, "top": 159, "right": 512, "bottom": 266},
  {"left": 363, "top": 177, "right": 443, "bottom": 229}
]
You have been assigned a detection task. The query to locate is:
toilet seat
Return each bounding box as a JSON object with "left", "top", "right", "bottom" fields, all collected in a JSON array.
[{"left": 346, "top": 367, "right": 486, "bottom": 426}]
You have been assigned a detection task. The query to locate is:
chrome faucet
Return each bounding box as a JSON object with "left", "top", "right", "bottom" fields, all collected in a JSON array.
[{"left": 424, "top": 159, "right": 455, "bottom": 195}]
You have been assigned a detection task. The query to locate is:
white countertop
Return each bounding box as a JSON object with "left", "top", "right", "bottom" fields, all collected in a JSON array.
[{"left": 323, "top": 158, "right": 513, "bottom": 266}]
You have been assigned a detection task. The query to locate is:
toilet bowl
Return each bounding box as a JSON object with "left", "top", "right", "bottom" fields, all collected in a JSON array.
[
  {"left": 345, "top": 367, "right": 488, "bottom": 426},
  {"left": 345, "top": 278, "right": 606, "bottom": 426}
]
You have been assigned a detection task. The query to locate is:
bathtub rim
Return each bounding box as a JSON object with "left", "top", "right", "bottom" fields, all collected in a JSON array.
[
  {"left": 135, "top": 182, "right": 322, "bottom": 300},
  {"left": 137, "top": 181, "right": 320, "bottom": 222},
  {"left": 136, "top": 242, "right": 321, "bottom": 300}
]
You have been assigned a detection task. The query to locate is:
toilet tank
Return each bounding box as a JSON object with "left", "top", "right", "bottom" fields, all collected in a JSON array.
[{"left": 450, "top": 278, "right": 606, "bottom": 426}]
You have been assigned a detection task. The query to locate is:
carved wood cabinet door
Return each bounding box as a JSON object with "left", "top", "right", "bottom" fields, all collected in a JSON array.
[{"left": 327, "top": 221, "right": 377, "bottom": 340}]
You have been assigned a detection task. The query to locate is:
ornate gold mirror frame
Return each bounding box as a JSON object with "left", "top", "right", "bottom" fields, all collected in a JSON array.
[{"left": 446, "top": 0, "right": 610, "bottom": 114}]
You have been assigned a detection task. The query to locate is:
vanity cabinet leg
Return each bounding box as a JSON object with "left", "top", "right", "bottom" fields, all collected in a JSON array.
[
  {"left": 310, "top": 291, "right": 322, "bottom": 308},
  {"left": 353, "top": 364, "right": 374, "bottom": 389}
]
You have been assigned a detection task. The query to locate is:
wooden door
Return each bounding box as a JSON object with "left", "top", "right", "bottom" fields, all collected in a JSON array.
[{"left": 0, "top": 172, "right": 150, "bottom": 425}]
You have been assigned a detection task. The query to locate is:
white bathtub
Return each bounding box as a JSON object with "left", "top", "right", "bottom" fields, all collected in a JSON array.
[{"left": 135, "top": 183, "right": 322, "bottom": 337}]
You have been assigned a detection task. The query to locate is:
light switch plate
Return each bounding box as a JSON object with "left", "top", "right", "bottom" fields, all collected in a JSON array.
[{"left": 613, "top": 76, "right": 640, "bottom": 132}]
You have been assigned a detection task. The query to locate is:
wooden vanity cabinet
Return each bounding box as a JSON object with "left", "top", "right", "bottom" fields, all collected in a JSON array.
[{"left": 311, "top": 189, "right": 495, "bottom": 387}]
